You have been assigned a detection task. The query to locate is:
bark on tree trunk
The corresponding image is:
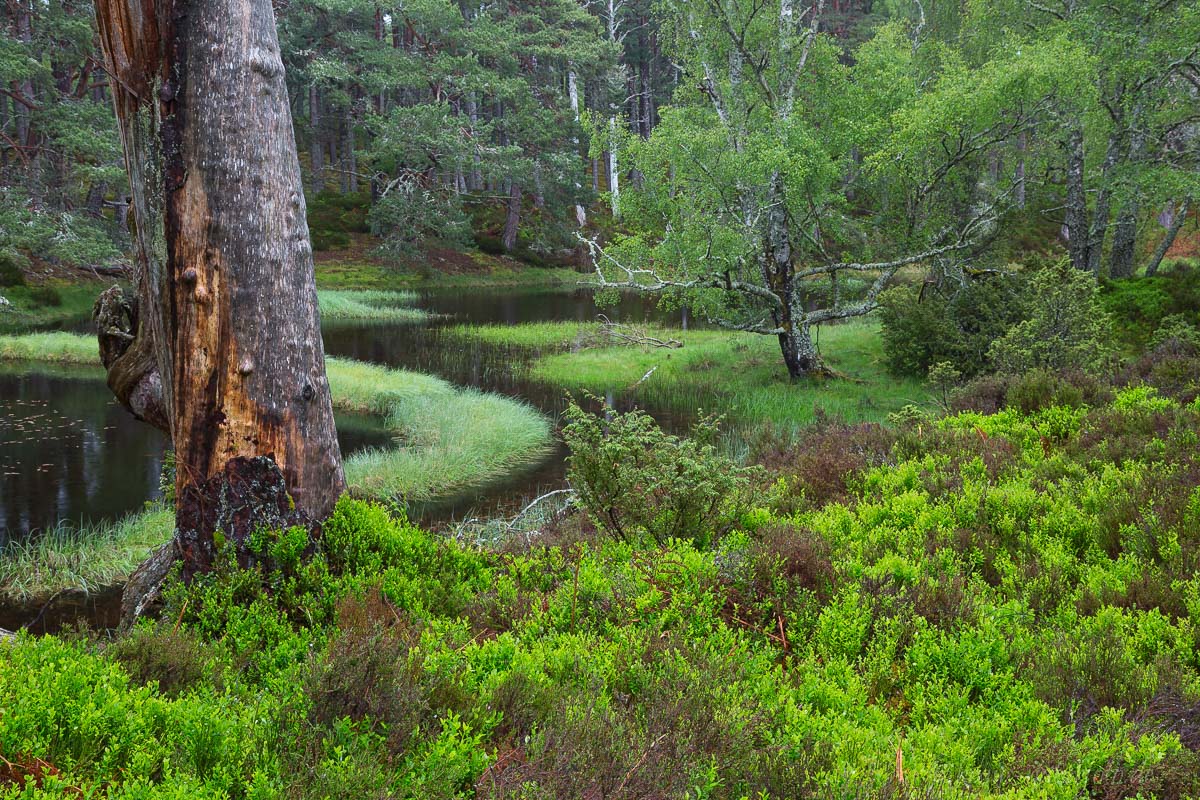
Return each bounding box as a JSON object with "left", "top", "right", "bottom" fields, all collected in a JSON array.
[
  {"left": 502, "top": 182, "right": 522, "bottom": 251},
  {"left": 1014, "top": 130, "right": 1026, "bottom": 210},
  {"left": 1146, "top": 198, "right": 1190, "bottom": 277},
  {"left": 94, "top": 0, "right": 346, "bottom": 576},
  {"left": 1108, "top": 200, "right": 1139, "bottom": 279},
  {"left": 778, "top": 321, "right": 821, "bottom": 380},
  {"left": 1063, "top": 124, "right": 1089, "bottom": 271},
  {"left": 309, "top": 84, "right": 324, "bottom": 192}
]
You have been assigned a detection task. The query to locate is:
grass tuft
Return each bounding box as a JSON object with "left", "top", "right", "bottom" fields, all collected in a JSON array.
[
  {"left": 0, "top": 331, "right": 99, "bottom": 364},
  {"left": 326, "top": 358, "right": 553, "bottom": 503},
  {"left": 317, "top": 290, "right": 427, "bottom": 324},
  {"left": 0, "top": 506, "right": 174, "bottom": 604}
]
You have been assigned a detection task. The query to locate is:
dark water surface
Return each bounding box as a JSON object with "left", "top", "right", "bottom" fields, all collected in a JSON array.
[{"left": 1, "top": 288, "right": 681, "bottom": 541}]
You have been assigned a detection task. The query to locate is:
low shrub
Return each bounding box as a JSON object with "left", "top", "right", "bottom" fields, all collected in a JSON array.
[
  {"left": 562, "top": 399, "right": 756, "bottom": 547},
  {"left": 751, "top": 420, "right": 895, "bottom": 512},
  {"left": 990, "top": 260, "right": 1116, "bottom": 375},
  {"left": 878, "top": 272, "right": 1027, "bottom": 377},
  {"left": 108, "top": 622, "right": 210, "bottom": 697}
]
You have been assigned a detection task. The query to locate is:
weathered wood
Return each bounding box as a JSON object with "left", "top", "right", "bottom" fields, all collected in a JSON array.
[
  {"left": 93, "top": 285, "right": 170, "bottom": 432},
  {"left": 94, "top": 0, "right": 346, "bottom": 570}
]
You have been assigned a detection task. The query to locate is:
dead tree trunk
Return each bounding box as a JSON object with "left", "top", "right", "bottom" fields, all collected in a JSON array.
[{"left": 94, "top": 0, "right": 345, "bottom": 577}]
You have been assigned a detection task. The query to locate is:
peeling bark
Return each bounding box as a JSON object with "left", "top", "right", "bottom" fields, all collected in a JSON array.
[{"left": 94, "top": 0, "right": 345, "bottom": 572}]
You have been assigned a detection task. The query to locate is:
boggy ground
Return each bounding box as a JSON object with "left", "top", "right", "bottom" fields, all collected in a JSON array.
[
  {"left": 2, "top": 340, "right": 1200, "bottom": 798},
  {"left": 446, "top": 318, "right": 928, "bottom": 433}
]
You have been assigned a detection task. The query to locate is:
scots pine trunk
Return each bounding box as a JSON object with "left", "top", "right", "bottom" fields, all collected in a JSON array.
[{"left": 94, "top": 0, "right": 345, "bottom": 575}]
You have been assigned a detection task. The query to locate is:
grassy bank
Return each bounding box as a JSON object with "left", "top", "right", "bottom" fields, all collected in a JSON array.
[
  {"left": 318, "top": 289, "right": 426, "bottom": 323},
  {"left": 450, "top": 319, "right": 927, "bottom": 431},
  {"left": 0, "top": 330, "right": 98, "bottom": 363},
  {"left": 315, "top": 252, "right": 588, "bottom": 291},
  {"left": 3, "top": 380, "right": 1200, "bottom": 796},
  {"left": 1, "top": 288, "right": 426, "bottom": 333},
  {"left": 325, "top": 358, "right": 552, "bottom": 503},
  {"left": 0, "top": 507, "right": 174, "bottom": 605},
  {"left": 0, "top": 283, "right": 106, "bottom": 333}
]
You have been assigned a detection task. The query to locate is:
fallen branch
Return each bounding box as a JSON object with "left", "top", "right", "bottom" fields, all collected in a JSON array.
[{"left": 597, "top": 314, "right": 682, "bottom": 349}]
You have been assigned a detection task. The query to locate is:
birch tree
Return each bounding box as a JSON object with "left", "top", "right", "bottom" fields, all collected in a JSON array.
[{"left": 591, "top": 3, "right": 1077, "bottom": 379}]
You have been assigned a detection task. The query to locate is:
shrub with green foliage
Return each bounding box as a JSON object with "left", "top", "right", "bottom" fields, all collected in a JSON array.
[
  {"left": 990, "top": 260, "right": 1116, "bottom": 375},
  {"left": 562, "top": 399, "right": 755, "bottom": 547},
  {"left": 1101, "top": 265, "right": 1200, "bottom": 347},
  {"left": 879, "top": 273, "right": 1028, "bottom": 377}
]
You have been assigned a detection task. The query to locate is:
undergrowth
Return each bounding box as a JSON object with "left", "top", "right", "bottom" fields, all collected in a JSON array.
[{"left": 4, "top": 373, "right": 1200, "bottom": 798}]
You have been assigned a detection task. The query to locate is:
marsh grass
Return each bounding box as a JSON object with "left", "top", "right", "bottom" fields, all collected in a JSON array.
[
  {"left": 0, "top": 330, "right": 99, "bottom": 364},
  {"left": 327, "top": 358, "right": 553, "bottom": 503},
  {"left": 445, "top": 321, "right": 601, "bottom": 350},
  {"left": 454, "top": 319, "right": 927, "bottom": 433},
  {"left": 0, "top": 506, "right": 174, "bottom": 603},
  {"left": 317, "top": 290, "right": 426, "bottom": 324}
]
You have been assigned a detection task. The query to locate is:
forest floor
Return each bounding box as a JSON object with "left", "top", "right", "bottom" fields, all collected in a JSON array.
[{"left": 4, "top": 373, "right": 1200, "bottom": 797}]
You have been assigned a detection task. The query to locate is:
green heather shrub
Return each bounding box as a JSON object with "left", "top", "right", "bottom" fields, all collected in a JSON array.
[
  {"left": 562, "top": 399, "right": 755, "bottom": 546},
  {"left": 990, "top": 260, "right": 1116, "bottom": 375},
  {"left": 1004, "top": 369, "right": 1084, "bottom": 414},
  {"left": 879, "top": 273, "right": 1027, "bottom": 377}
]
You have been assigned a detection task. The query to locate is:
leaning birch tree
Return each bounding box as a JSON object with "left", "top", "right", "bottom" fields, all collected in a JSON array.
[
  {"left": 590, "top": 2, "right": 1079, "bottom": 379},
  {"left": 92, "top": 0, "right": 344, "bottom": 577}
]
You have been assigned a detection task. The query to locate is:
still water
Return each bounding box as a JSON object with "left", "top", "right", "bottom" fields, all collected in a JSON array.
[{"left": 0, "top": 288, "right": 679, "bottom": 542}]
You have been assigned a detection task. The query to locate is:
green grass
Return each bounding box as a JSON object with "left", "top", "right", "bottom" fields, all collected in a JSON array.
[
  {"left": 0, "top": 332, "right": 554, "bottom": 505},
  {"left": 315, "top": 256, "right": 588, "bottom": 291},
  {"left": 0, "top": 284, "right": 105, "bottom": 333},
  {"left": 444, "top": 321, "right": 602, "bottom": 349},
  {"left": 326, "top": 358, "right": 553, "bottom": 504},
  {"left": 318, "top": 289, "right": 426, "bottom": 324},
  {"left": 453, "top": 319, "right": 927, "bottom": 432},
  {"left": 0, "top": 506, "right": 174, "bottom": 604},
  {"left": 0, "top": 330, "right": 100, "bottom": 363}
]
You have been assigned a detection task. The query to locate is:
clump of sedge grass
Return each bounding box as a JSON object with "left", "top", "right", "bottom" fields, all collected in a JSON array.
[
  {"left": 0, "top": 506, "right": 174, "bottom": 604},
  {"left": 317, "top": 289, "right": 427, "bottom": 324}
]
